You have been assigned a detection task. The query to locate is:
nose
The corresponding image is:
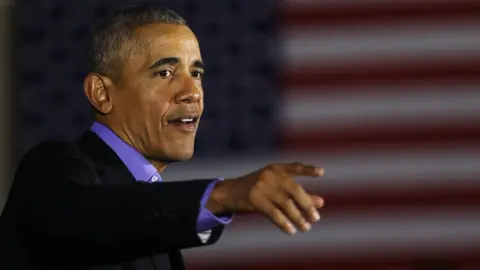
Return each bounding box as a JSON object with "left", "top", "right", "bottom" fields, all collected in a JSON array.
[
  {"left": 176, "top": 92, "right": 201, "bottom": 104},
  {"left": 174, "top": 77, "right": 202, "bottom": 104}
]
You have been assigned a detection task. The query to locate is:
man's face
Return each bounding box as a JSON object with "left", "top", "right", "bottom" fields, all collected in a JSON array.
[{"left": 108, "top": 24, "right": 204, "bottom": 162}]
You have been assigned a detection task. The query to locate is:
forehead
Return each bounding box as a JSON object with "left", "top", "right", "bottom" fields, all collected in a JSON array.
[{"left": 132, "top": 24, "right": 201, "bottom": 61}]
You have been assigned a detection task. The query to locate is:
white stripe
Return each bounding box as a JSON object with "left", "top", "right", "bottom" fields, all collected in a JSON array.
[
  {"left": 185, "top": 209, "right": 480, "bottom": 262},
  {"left": 282, "top": 20, "right": 480, "bottom": 66},
  {"left": 282, "top": 86, "right": 480, "bottom": 132},
  {"left": 163, "top": 146, "right": 480, "bottom": 191}
]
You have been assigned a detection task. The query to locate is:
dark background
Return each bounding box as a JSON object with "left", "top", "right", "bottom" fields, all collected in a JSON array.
[{"left": 13, "top": 0, "right": 278, "bottom": 160}]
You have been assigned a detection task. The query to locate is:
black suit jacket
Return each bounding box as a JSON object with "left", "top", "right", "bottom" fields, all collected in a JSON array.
[{"left": 0, "top": 131, "right": 224, "bottom": 270}]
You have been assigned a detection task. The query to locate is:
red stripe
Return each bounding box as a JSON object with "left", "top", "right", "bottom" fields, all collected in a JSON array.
[
  {"left": 284, "top": 81, "right": 480, "bottom": 94},
  {"left": 189, "top": 262, "right": 480, "bottom": 270},
  {"left": 187, "top": 249, "right": 480, "bottom": 270},
  {"left": 318, "top": 185, "right": 480, "bottom": 212},
  {"left": 280, "top": 1, "right": 480, "bottom": 27},
  {"left": 281, "top": 120, "right": 480, "bottom": 151},
  {"left": 230, "top": 182, "right": 480, "bottom": 228},
  {"left": 281, "top": 56, "right": 480, "bottom": 89}
]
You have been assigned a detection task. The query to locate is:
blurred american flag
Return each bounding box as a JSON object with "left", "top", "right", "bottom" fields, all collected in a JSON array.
[{"left": 183, "top": 0, "right": 480, "bottom": 269}]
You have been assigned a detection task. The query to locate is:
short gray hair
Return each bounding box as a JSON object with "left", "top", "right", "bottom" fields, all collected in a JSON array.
[{"left": 88, "top": 5, "right": 187, "bottom": 80}]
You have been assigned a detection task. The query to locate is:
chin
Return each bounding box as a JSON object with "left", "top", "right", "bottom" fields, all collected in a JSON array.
[
  {"left": 160, "top": 148, "right": 194, "bottom": 163},
  {"left": 151, "top": 139, "right": 196, "bottom": 163},
  {"left": 170, "top": 151, "right": 194, "bottom": 162}
]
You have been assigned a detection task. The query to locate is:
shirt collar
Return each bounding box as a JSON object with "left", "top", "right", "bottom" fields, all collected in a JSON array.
[{"left": 90, "top": 122, "right": 161, "bottom": 183}]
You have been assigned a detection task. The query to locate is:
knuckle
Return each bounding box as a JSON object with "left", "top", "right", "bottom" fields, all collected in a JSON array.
[
  {"left": 259, "top": 166, "right": 281, "bottom": 183},
  {"left": 265, "top": 164, "right": 282, "bottom": 175},
  {"left": 260, "top": 166, "right": 274, "bottom": 178},
  {"left": 253, "top": 178, "right": 269, "bottom": 192},
  {"left": 248, "top": 187, "right": 261, "bottom": 202},
  {"left": 278, "top": 197, "right": 291, "bottom": 208},
  {"left": 289, "top": 182, "right": 304, "bottom": 194}
]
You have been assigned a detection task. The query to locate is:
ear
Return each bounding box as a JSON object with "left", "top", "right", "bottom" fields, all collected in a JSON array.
[{"left": 83, "top": 73, "right": 114, "bottom": 114}]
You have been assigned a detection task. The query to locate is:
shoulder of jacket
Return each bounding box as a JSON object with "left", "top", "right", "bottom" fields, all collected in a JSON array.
[{"left": 25, "top": 139, "right": 84, "bottom": 159}]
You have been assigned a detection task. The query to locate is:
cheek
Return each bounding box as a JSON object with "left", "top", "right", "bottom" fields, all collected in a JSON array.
[
  {"left": 198, "top": 87, "right": 204, "bottom": 110},
  {"left": 145, "top": 99, "right": 170, "bottom": 123},
  {"left": 114, "top": 89, "right": 142, "bottom": 119},
  {"left": 143, "top": 91, "right": 171, "bottom": 126},
  {"left": 199, "top": 100, "right": 204, "bottom": 114}
]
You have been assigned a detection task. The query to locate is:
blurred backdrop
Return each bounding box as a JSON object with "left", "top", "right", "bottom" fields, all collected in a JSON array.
[{"left": 1, "top": 0, "right": 480, "bottom": 269}]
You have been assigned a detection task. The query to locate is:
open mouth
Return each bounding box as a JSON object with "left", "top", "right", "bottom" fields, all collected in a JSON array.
[
  {"left": 168, "top": 116, "right": 199, "bottom": 125},
  {"left": 167, "top": 116, "right": 199, "bottom": 132}
]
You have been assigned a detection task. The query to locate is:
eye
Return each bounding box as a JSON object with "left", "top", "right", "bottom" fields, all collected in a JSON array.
[
  {"left": 191, "top": 70, "right": 204, "bottom": 79},
  {"left": 153, "top": 70, "right": 173, "bottom": 78}
]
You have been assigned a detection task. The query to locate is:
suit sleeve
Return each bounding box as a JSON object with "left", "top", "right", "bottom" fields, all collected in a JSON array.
[{"left": 16, "top": 143, "right": 225, "bottom": 265}]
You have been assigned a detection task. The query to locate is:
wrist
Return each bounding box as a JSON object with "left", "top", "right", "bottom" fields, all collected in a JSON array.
[{"left": 206, "top": 180, "right": 232, "bottom": 214}]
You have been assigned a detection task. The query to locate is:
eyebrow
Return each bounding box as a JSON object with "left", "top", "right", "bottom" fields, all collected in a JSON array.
[
  {"left": 193, "top": 60, "right": 205, "bottom": 69},
  {"left": 148, "top": 57, "right": 179, "bottom": 70},
  {"left": 148, "top": 57, "right": 205, "bottom": 70}
]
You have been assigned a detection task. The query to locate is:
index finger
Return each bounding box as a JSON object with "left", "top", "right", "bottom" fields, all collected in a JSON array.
[{"left": 282, "top": 162, "right": 324, "bottom": 177}]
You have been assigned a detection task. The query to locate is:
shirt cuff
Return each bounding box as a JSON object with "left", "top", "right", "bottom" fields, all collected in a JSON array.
[{"left": 196, "top": 178, "right": 233, "bottom": 232}]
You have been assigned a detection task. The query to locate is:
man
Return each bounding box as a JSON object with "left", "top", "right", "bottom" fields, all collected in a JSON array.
[{"left": 0, "top": 6, "right": 325, "bottom": 270}]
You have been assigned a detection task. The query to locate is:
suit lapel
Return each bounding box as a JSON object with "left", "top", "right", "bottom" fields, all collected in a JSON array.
[{"left": 75, "top": 131, "right": 137, "bottom": 185}]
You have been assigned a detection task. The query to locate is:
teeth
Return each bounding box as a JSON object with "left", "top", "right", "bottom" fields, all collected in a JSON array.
[{"left": 180, "top": 118, "right": 194, "bottom": 123}]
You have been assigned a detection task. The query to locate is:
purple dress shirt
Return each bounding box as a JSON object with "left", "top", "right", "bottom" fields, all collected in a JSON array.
[{"left": 91, "top": 122, "right": 232, "bottom": 233}]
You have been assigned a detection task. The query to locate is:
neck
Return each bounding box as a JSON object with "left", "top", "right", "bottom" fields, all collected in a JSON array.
[
  {"left": 96, "top": 116, "right": 170, "bottom": 173},
  {"left": 150, "top": 159, "right": 168, "bottom": 173}
]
